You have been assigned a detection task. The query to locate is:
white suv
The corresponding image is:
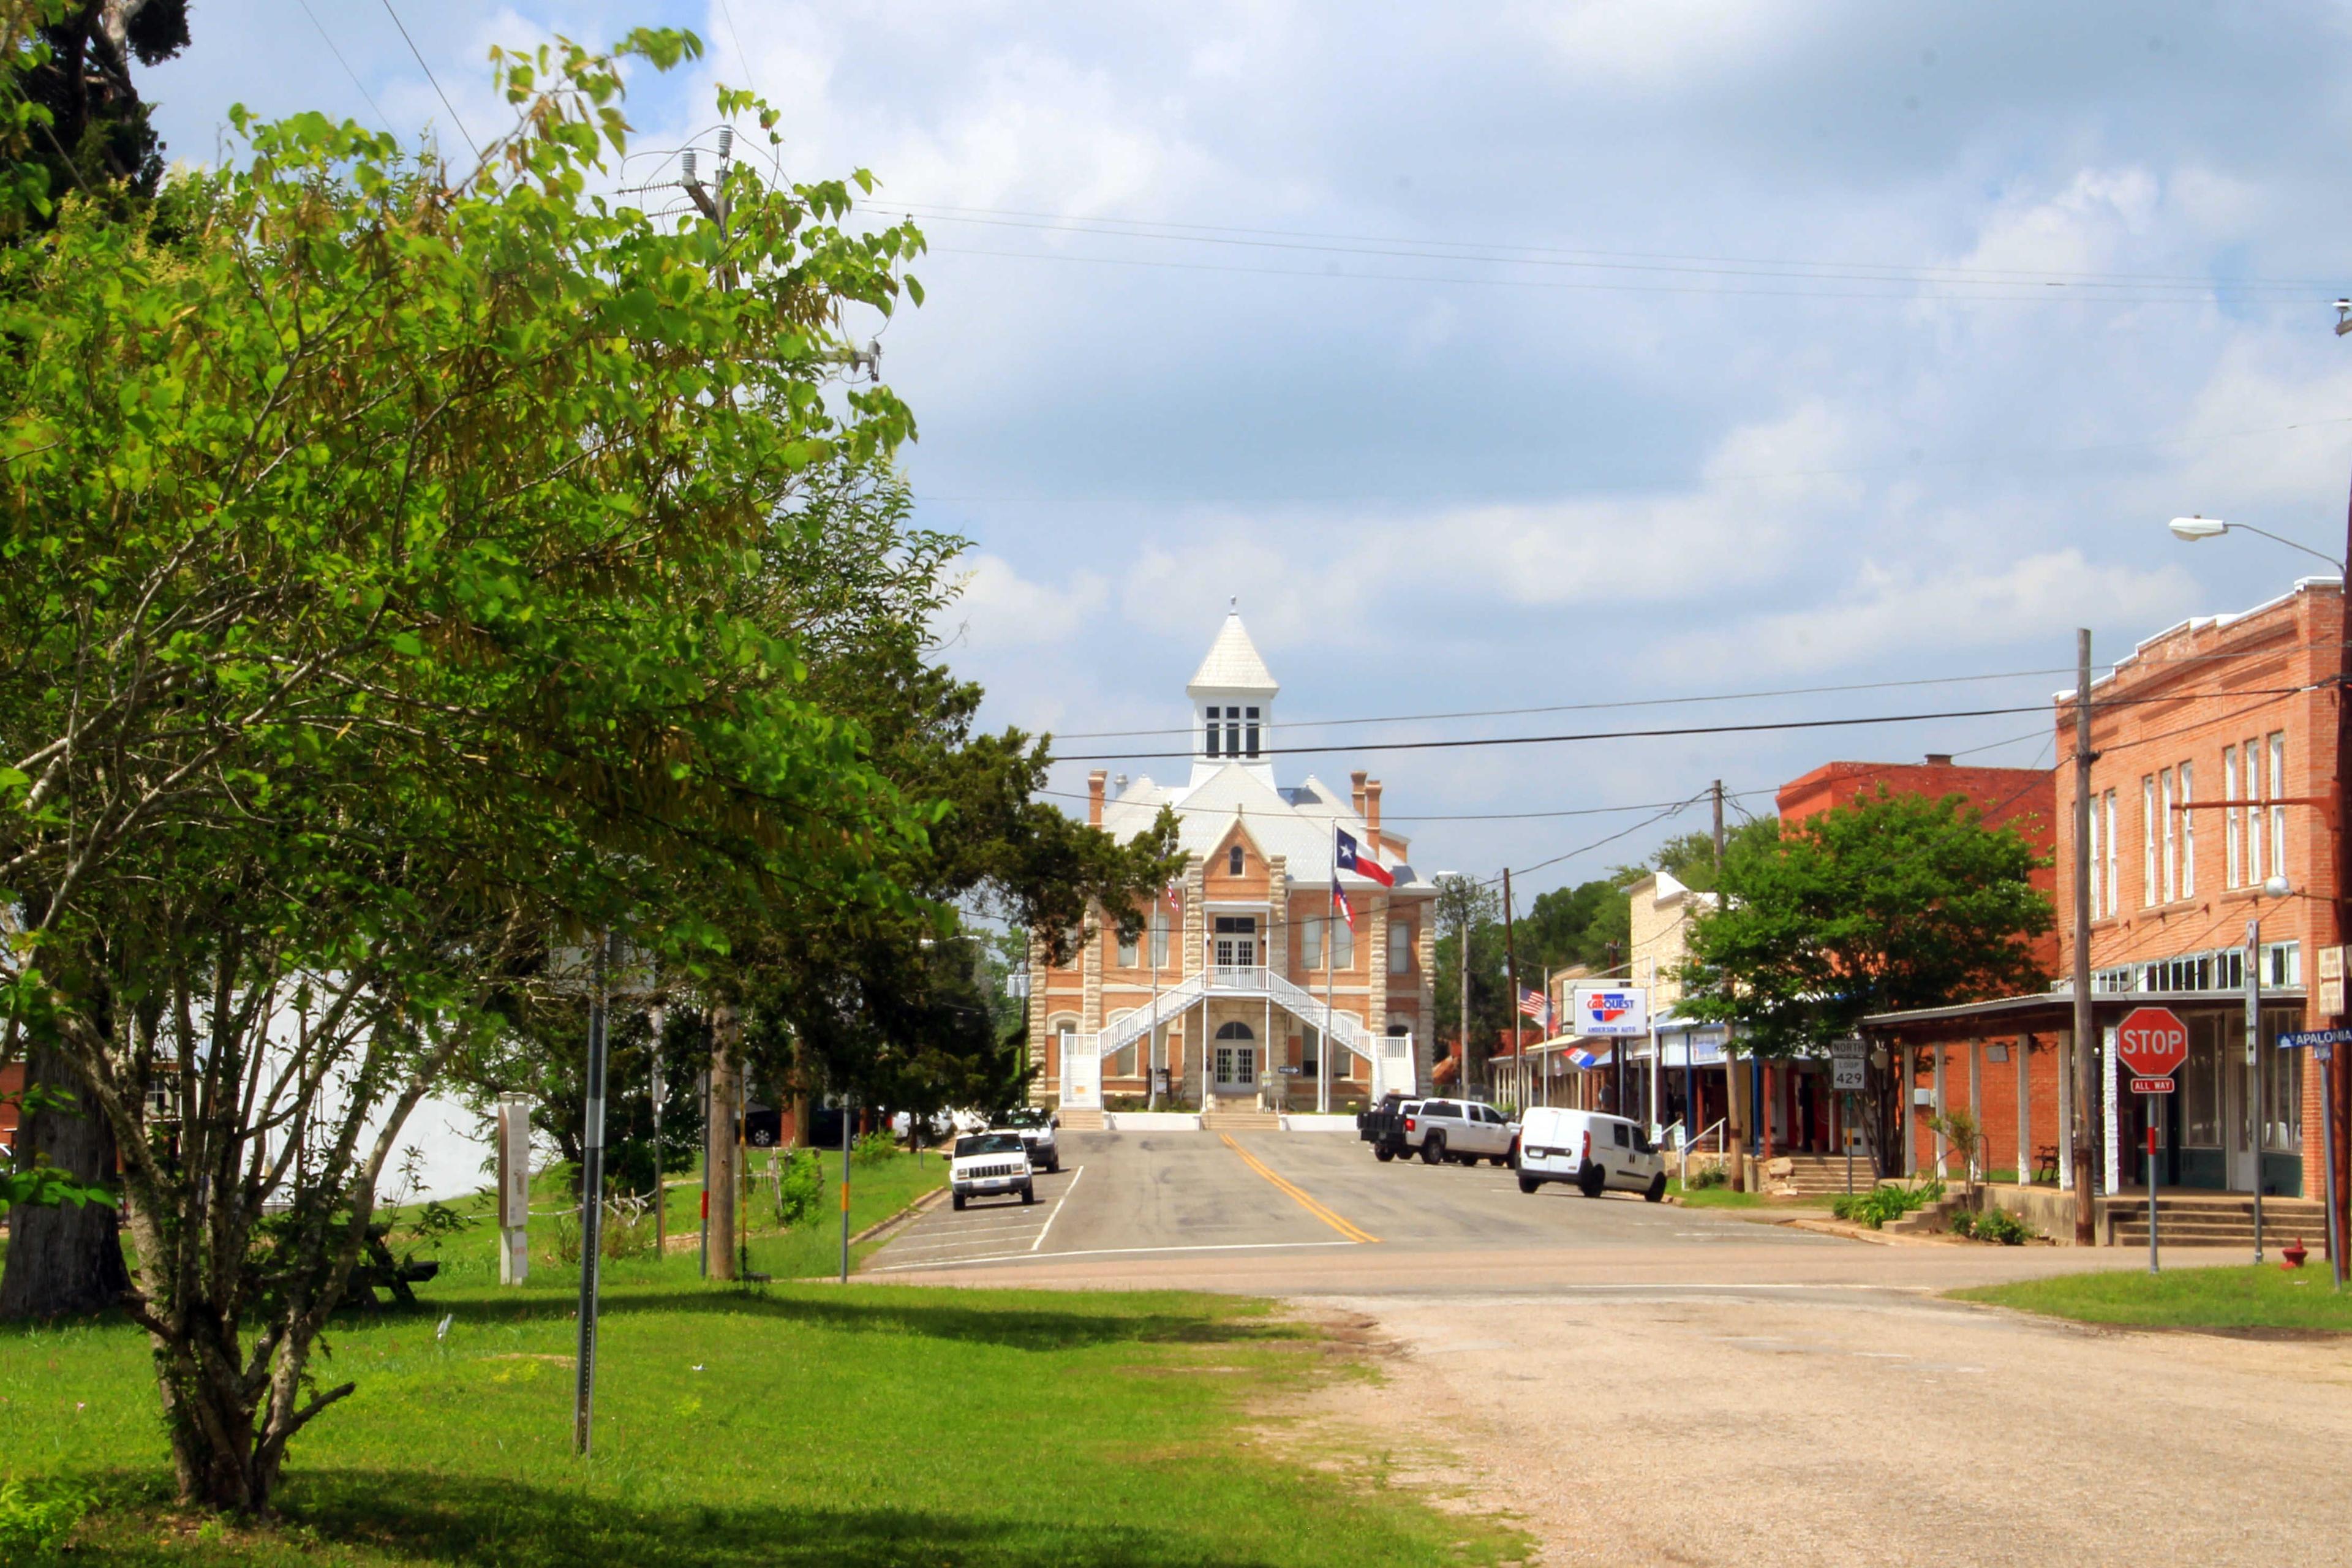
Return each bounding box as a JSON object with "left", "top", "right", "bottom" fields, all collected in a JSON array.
[
  {"left": 1516, "top": 1107, "right": 1665, "bottom": 1201},
  {"left": 1411, "top": 1099, "right": 1520, "bottom": 1167},
  {"left": 951, "top": 1132, "right": 1036, "bottom": 1210}
]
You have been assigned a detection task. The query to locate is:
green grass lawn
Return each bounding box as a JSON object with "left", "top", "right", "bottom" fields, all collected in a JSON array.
[
  {"left": 1665, "top": 1180, "right": 1834, "bottom": 1210},
  {"left": 2, "top": 1279, "right": 1521, "bottom": 1566},
  {"left": 1956, "top": 1263, "right": 2352, "bottom": 1332},
  {"left": 0, "top": 1150, "right": 1523, "bottom": 1566}
]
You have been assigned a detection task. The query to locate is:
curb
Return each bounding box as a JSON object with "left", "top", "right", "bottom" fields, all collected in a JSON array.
[{"left": 848, "top": 1182, "right": 951, "bottom": 1248}]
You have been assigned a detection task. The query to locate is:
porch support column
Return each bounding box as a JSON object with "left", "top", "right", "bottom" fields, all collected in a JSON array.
[
  {"left": 1968, "top": 1037, "right": 1983, "bottom": 1184},
  {"left": 2102, "top": 1023, "right": 2120, "bottom": 1195},
  {"left": 2057, "top": 1031, "right": 2075, "bottom": 1191},
  {"left": 1933, "top": 1046, "right": 1948, "bottom": 1178},
  {"left": 1898, "top": 1047, "right": 1913, "bottom": 1177},
  {"left": 2017, "top": 1035, "right": 2032, "bottom": 1185}
]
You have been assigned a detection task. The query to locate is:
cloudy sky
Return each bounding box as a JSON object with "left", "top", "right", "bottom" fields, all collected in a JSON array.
[{"left": 147, "top": 2, "right": 2352, "bottom": 897}]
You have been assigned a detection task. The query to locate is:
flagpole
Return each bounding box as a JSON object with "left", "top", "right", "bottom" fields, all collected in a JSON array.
[
  {"left": 1322, "top": 824, "right": 1336, "bottom": 1116},
  {"left": 1149, "top": 894, "right": 1162, "bottom": 1112}
]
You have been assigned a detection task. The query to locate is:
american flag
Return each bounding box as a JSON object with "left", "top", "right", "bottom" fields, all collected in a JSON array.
[
  {"left": 1517, "top": 987, "right": 1555, "bottom": 1032},
  {"left": 1166, "top": 881, "right": 1183, "bottom": 913}
]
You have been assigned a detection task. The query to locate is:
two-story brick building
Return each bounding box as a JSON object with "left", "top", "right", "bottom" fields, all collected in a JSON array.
[
  {"left": 1025, "top": 608, "right": 1438, "bottom": 1117},
  {"left": 1867, "top": 577, "right": 2342, "bottom": 1224}
]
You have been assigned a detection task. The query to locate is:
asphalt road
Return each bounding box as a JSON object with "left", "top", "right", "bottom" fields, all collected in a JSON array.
[
  {"left": 865, "top": 1129, "right": 2158, "bottom": 1292},
  {"left": 867, "top": 1129, "right": 2337, "bottom": 1564}
]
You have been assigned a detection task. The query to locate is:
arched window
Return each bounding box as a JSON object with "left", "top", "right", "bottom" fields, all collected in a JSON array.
[
  {"left": 1228, "top": 845, "right": 1245, "bottom": 875},
  {"left": 1215, "top": 1020, "right": 1255, "bottom": 1040}
]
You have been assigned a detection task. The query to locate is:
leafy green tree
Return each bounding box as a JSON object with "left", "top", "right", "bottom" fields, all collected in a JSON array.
[
  {"left": 0, "top": 31, "right": 935, "bottom": 1512},
  {"left": 1679, "top": 791, "right": 2051, "bottom": 1174},
  {"left": 17, "top": 0, "right": 187, "bottom": 221}
]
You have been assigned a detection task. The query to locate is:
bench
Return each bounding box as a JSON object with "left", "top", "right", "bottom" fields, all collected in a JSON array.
[
  {"left": 340, "top": 1226, "right": 442, "bottom": 1311},
  {"left": 2033, "top": 1144, "right": 2061, "bottom": 1185}
]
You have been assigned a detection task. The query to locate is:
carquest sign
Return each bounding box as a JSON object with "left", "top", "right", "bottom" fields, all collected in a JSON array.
[{"left": 1573, "top": 985, "right": 1649, "bottom": 1038}]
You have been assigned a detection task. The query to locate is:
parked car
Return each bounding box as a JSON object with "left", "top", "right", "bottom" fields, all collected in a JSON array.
[
  {"left": 949, "top": 1132, "right": 1035, "bottom": 1211},
  {"left": 993, "top": 1105, "right": 1061, "bottom": 1173},
  {"left": 1357, "top": 1094, "right": 1422, "bottom": 1162},
  {"left": 1411, "top": 1098, "right": 1519, "bottom": 1167},
  {"left": 1515, "top": 1107, "right": 1665, "bottom": 1201}
]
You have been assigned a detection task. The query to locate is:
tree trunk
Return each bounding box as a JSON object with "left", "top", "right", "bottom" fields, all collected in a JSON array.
[
  {"left": 706, "top": 1007, "right": 740, "bottom": 1281},
  {"left": 0, "top": 1041, "right": 131, "bottom": 1318}
]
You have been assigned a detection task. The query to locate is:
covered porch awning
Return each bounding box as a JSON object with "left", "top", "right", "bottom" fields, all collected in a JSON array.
[{"left": 1859, "top": 987, "right": 2307, "bottom": 1041}]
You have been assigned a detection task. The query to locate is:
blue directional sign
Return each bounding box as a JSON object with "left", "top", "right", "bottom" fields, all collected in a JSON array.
[{"left": 2280, "top": 1028, "right": 2352, "bottom": 1050}]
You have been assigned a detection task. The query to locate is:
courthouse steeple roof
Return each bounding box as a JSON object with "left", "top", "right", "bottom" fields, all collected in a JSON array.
[{"left": 1185, "top": 601, "right": 1279, "bottom": 697}]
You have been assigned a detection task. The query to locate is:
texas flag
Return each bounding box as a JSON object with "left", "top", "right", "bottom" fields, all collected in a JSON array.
[
  {"left": 1331, "top": 874, "right": 1354, "bottom": 930},
  {"left": 1334, "top": 827, "right": 1394, "bottom": 887}
]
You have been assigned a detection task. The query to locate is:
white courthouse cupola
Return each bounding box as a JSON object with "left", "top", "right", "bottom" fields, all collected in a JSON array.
[{"left": 1186, "top": 598, "right": 1279, "bottom": 788}]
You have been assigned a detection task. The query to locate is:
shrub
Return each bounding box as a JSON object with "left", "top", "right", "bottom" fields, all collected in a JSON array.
[
  {"left": 1970, "top": 1207, "right": 2033, "bottom": 1246},
  {"left": 853, "top": 1129, "right": 899, "bottom": 1165},
  {"left": 1687, "top": 1164, "right": 1728, "bottom": 1191},
  {"left": 0, "top": 1476, "right": 92, "bottom": 1562},
  {"left": 775, "top": 1149, "right": 823, "bottom": 1229},
  {"left": 1831, "top": 1177, "right": 1943, "bottom": 1229}
]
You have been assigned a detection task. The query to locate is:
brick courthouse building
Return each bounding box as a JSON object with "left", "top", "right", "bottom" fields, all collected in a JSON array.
[{"left": 1025, "top": 608, "right": 1438, "bottom": 1116}]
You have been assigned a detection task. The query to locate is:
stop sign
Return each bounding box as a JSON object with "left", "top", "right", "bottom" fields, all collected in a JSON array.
[{"left": 2116, "top": 1006, "right": 2190, "bottom": 1080}]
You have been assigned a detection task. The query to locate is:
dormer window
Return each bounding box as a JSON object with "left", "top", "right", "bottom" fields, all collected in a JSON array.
[{"left": 1228, "top": 845, "right": 1245, "bottom": 875}]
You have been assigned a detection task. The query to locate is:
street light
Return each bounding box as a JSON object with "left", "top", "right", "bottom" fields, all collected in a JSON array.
[{"left": 2167, "top": 515, "right": 2346, "bottom": 575}]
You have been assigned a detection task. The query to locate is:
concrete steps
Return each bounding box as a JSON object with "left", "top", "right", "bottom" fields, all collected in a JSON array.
[
  {"left": 1200, "top": 1107, "right": 1280, "bottom": 1131},
  {"left": 1055, "top": 1107, "right": 1106, "bottom": 1131},
  {"left": 2108, "top": 1196, "right": 2326, "bottom": 1248}
]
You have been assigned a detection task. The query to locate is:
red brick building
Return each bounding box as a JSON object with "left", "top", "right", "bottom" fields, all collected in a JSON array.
[{"left": 1779, "top": 756, "right": 2060, "bottom": 1178}]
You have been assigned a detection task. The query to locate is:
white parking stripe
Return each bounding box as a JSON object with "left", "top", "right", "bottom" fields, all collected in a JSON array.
[{"left": 1030, "top": 1164, "right": 1084, "bottom": 1252}]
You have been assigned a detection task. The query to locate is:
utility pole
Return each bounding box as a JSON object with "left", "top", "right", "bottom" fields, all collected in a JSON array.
[
  {"left": 2334, "top": 455, "right": 2352, "bottom": 1270},
  {"left": 1502, "top": 869, "right": 1522, "bottom": 1109},
  {"left": 1714, "top": 780, "right": 1743, "bottom": 1189},
  {"left": 2072, "top": 628, "right": 2099, "bottom": 1247},
  {"left": 1458, "top": 888, "right": 1474, "bottom": 1099}
]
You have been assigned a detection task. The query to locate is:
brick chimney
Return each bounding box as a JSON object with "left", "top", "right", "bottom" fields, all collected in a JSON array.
[
  {"left": 1088, "top": 769, "right": 1107, "bottom": 826},
  {"left": 1350, "top": 770, "right": 1368, "bottom": 816},
  {"left": 1365, "top": 778, "right": 1384, "bottom": 857}
]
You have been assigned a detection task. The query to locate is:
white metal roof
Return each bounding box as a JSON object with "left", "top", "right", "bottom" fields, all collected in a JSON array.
[{"left": 1185, "top": 608, "right": 1280, "bottom": 696}]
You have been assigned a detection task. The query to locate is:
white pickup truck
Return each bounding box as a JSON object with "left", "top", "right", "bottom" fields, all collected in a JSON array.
[
  {"left": 1409, "top": 1098, "right": 1520, "bottom": 1167},
  {"left": 950, "top": 1132, "right": 1036, "bottom": 1211}
]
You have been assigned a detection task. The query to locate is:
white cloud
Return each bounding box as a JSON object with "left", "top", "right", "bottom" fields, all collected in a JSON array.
[
  {"left": 933, "top": 552, "right": 1107, "bottom": 652},
  {"left": 1681, "top": 551, "right": 2201, "bottom": 677}
]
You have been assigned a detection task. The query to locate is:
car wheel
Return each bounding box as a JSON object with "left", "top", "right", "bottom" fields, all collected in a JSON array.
[
  {"left": 1488, "top": 1155, "right": 1509, "bottom": 1168},
  {"left": 1507, "top": 1140, "right": 1521, "bottom": 1171},
  {"left": 1374, "top": 1145, "right": 1395, "bottom": 1163},
  {"left": 1421, "top": 1133, "right": 1446, "bottom": 1165},
  {"left": 952, "top": 1193, "right": 967, "bottom": 1211},
  {"left": 1578, "top": 1165, "right": 1605, "bottom": 1199},
  {"left": 1047, "top": 1159, "right": 1061, "bottom": 1174},
  {"left": 1518, "top": 1175, "right": 1540, "bottom": 1196},
  {"left": 1645, "top": 1173, "right": 1667, "bottom": 1204},
  {"left": 1021, "top": 1185, "right": 1037, "bottom": 1205}
]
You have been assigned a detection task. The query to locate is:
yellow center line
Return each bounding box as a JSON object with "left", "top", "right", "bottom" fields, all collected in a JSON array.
[{"left": 1219, "top": 1133, "right": 1381, "bottom": 1243}]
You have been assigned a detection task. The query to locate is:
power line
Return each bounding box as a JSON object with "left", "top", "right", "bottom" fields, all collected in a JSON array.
[
  {"left": 924, "top": 240, "right": 2316, "bottom": 309},
  {"left": 378, "top": 0, "right": 480, "bottom": 162},
  {"left": 297, "top": 0, "right": 388, "bottom": 130},
  {"left": 896, "top": 204, "right": 2328, "bottom": 301},
  {"left": 1052, "top": 688, "right": 2319, "bottom": 764},
  {"left": 1044, "top": 784, "right": 1780, "bottom": 823},
  {"left": 913, "top": 415, "right": 2352, "bottom": 508},
  {"left": 1055, "top": 665, "right": 2087, "bottom": 740}
]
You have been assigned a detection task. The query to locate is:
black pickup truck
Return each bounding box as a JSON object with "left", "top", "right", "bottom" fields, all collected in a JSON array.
[{"left": 1355, "top": 1092, "right": 1420, "bottom": 1163}]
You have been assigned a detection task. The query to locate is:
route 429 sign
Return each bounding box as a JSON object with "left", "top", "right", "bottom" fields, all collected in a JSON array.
[{"left": 2116, "top": 1005, "right": 2190, "bottom": 1095}]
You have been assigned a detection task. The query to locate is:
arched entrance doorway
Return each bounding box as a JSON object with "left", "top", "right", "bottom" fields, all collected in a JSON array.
[{"left": 1213, "top": 1020, "right": 1258, "bottom": 1097}]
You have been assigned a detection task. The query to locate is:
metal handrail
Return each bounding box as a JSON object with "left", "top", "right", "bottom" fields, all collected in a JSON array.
[{"left": 1678, "top": 1118, "right": 1727, "bottom": 1187}]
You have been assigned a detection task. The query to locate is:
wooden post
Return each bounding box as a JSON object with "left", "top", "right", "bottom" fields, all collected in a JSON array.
[
  {"left": 2071, "top": 627, "right": 2099, "bottom": 1243},
  {"left": 2017, "top": 1035, "right": 2032, "bottom": 1185},
  {"left": 1968, "top": 1038, "right": 1983, "bottom": 1186}
]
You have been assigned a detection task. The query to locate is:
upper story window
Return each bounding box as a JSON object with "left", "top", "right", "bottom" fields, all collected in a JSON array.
[
  {"left": 1117, "top": 925, "right": 1139, "bottom": 968},
  {"left": 1204, "top": 706, "right": 1222, "bottom": 757},
  {"left": 2268, "top": 731, "right": 2288, "bottom": 876},
  {"left": 1388, "top": 921, "right": 1412, "bottom": 974},
  {"left": 1228, "top": 845, "right": 1245, "bottom": 875},
  {"left": 1150, "top": 906, "right": 1170, "bottom": 968},
  {"left": 1245, "top": 706, "right": 1261, "bottom": 756}
]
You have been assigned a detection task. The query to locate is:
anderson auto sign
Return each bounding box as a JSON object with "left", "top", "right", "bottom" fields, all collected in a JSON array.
[{"left": 1573, "top": 985, "right": 1650, "bottom": 1038}]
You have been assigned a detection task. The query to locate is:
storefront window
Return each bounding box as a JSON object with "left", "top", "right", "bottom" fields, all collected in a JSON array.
[
  {"left": 2184, "top": 1015, "right": 2223, "bottom": 1147},
  {"left": 2262, "top": 1008, "right": 2302, "bottom": 1153}
]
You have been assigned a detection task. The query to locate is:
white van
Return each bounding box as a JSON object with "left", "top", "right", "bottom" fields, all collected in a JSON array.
[{"left": 1515, "top": 1107, "right": 1665, "bottom": 1202}]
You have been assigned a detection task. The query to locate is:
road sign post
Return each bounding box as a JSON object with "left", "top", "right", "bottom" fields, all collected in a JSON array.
[
  {"left": 1831, "top": 1039, "right": 1866, "bottom": 1197},
  {"left": 2114, "top": 1006, "right": 2187, "bottom": 1278},
  {"left": 2289, "top": 1031, "right": 2351, "bottom": 1291}
]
